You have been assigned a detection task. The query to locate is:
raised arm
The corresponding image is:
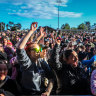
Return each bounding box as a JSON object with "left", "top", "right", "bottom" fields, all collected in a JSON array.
[
  {"left": 16, "top": 22, "right": 38, "bottom": 70},
  {"left": 17, "top": 22, "right": 38, "bottom": 49},
  {"left": 82, "top": 55, "right": 96, "bottom": 66},
  {"left": 34, "top": 27, "right": 45, "bottom": 44},
  {"left": 49, "top": 39, "right": 62, "bottom": 70}
]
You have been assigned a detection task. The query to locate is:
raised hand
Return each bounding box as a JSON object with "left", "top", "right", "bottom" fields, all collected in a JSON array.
[
  {"left": 56, "top": 39, "right": 61, "bottom": 45},
  {"left": 40, "top": 27, "right": 45, "bottom": 37},
  {"left": 30, "top": 22, "right": 38, "bottom": 32}
]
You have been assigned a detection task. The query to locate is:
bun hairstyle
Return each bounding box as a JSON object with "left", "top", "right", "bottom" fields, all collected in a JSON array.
[{"left": 63, "top": 49, "right": 73, "bottom": 60}]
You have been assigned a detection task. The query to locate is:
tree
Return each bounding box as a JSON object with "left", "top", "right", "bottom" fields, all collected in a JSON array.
[
  {"left": 64, "top": 23, "right": 70, "bottom": 29},
  {"left": 14, "top": 23, "right": 22, "bottom": 30},
  {"left": 78, "top": 23, "right": 88, "bottom": 30},
  {"left": 9, "top": 21, "right": 14, "bottom": 25},
  {"left": 61, "top": 23, "right": 70, "bottom": 30},
  {"left": 61, "top": 24, "right": 65, "bottom": 29},
  {"left": 85, "top": 21, "right": 91, "bottom": 30},
  {"left": 11, "top": 26, "right": 17, "bottom": 31},
  {"left": 0, "top": 22, "right": 5, "bottom": 32},
  {"left": 6, "top": 22, "right": 22, "bottom": 31},
  {"left": 17, "top": 23, "right": 22, "bottom": 30},
  {"left": 9, "top": 21, "right": 14, "bottom": 29},
  {"left": 71, "top": 27, "right": 77, "bottom": 30}
]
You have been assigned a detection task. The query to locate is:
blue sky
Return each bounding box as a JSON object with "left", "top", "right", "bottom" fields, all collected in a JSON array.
[{"left": 0, "top": 0, "right": 96, "bottom": 29}]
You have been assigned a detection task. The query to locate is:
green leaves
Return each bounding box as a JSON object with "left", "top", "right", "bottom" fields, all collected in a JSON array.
[{"left": 78, "top": 23, "right": 88, "bottom": 30}]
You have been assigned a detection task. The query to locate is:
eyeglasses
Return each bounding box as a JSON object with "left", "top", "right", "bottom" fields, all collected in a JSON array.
[{"left": 31, "top": 47, "right": 42, "bottom": 53}]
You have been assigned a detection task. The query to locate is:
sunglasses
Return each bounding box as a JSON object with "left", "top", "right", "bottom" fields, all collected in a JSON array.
[{"left": 31, "top": 47, "right": 42, "bottom": 53}]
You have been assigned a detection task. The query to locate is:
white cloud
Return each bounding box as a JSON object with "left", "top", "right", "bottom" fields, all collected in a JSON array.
[
  {"left": 2, "top": 0, "right": 82, "bottom": 19},
  {"left": 13, "top": 3, "right": 22, "bottom": 5},
  {"left": 60, "top": 11, "right": 83, "bottom": 17}
]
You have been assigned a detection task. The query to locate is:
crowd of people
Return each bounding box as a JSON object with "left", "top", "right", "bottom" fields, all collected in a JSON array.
[{"left": 0, "top": 22, "right": 96, "bottom": 96}]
